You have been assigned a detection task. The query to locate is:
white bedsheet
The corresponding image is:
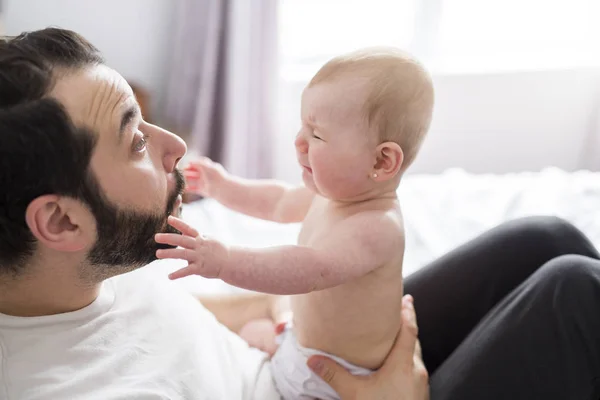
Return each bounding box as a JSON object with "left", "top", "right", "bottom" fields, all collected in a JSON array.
[{"left": 153, "top": 167, "right": 600, "bottom": 296}]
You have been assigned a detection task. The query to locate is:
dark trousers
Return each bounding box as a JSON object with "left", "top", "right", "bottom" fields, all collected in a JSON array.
[{"left": 404, "top": 216, "right": 600, "bottom": 399}]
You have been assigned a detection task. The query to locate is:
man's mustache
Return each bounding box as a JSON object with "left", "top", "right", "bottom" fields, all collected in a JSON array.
[{"left": 165, "top": 168, "right": 185, "bottom": 215}]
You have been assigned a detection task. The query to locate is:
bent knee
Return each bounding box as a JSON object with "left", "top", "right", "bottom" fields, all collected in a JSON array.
[
  {"left": 517, "top": 216, "right": 579, "bottom": 244},
  {"left": 535, "top": 254, "right": 600, "bottom": 294},
  {"left": 509, "top": 216, "right": 597, "bottom": 258}
]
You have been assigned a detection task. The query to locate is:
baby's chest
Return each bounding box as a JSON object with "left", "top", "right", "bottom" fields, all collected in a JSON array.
[
  {"left": 298, "top": 204, "right": 346, "bottom": 245},
  {"left": 298, "top": 216, "right": 334, "bottom": 245}
]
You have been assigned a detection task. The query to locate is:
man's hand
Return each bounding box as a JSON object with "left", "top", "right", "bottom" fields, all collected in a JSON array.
[
  {"left": 184, "top": 157, "right": 228, "bottom": 198},
  {"left": 307, "top": 295, "right": 429, "bottom": 400},
  {"left": 155, "top": 216, "right": 228, "bottom": 279}
]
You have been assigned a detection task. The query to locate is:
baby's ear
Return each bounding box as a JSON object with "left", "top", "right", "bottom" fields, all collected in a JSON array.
[{"left": 372, "top": 142, "right": 404, "bottom": 181}]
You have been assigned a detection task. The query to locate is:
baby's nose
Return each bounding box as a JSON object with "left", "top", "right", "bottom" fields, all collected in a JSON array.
[{"left": 295, "top": 135, "right": 308, "bottom": 153}]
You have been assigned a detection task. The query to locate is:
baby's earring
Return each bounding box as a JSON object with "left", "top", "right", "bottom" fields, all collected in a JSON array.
[{"left": 372, "top": 172, "right": 378, "bottom": 179}]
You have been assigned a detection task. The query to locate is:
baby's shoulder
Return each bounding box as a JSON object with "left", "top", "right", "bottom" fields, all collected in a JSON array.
[
  {"left": 332, "top": 208, "right": 404, "bottom": 250},
  {"left": 346, "top": 204, "right": 403, "bottom": 228}
]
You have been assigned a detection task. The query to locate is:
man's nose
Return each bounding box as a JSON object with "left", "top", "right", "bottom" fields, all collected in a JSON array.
[{"left": 157, "top": 126, "right": 187, "bottom": 172}]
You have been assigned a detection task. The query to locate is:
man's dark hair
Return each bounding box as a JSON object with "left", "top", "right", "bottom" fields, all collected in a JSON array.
[{"left": 0, "top": 28, "right": 104, "bottom": 274}]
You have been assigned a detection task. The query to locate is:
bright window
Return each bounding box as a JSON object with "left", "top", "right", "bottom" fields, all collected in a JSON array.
[{"left": 279, "top": 0, "right": 600, "bottom": 79}]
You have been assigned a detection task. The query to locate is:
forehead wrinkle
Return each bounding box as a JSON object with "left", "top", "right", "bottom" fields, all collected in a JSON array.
[
  {"left": 85, "top": 83, "right": 106, "bottom": 133},
  {"left": 85, "top": 76, "right": 129, "bottom": 139}
]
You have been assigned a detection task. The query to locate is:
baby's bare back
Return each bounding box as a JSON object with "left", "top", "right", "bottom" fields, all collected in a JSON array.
[{"left": 291, "top": 197, "right": 405, "bottom": 370}]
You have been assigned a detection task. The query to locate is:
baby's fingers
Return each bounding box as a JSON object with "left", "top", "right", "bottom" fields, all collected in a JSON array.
[
  {"left": 187, "top": 157, "right": 212, "bottom": 170},
  {"left": 156, "top": 248, "right": 196, "bottom": 262},
  {"left": 184, "top": 170, "right": 201, "bottom": 181},
  {"left": 185, "top": 183, "right": 201, "bottom": 193},
  {"left": 155, "top": 233, "right": 196, "bottom": 249},
  {"left": 168, "top": 265, "right": 196, "bottom": 280},
  {"left": 184, "top": 173, "right": 202, "bottom": 192},
  {"left": 167, "top": 216, "right": 199, "bottom": 237}
]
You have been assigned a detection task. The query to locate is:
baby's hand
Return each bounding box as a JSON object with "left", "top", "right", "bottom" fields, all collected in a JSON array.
[
  {"left": 155, "top": 216, "right": 227, "bottom": 280},
  {"left": 183, "top": 157, "right": 228, "bottom": 198}
]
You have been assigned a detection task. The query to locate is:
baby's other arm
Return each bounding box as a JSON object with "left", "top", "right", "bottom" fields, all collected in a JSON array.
[{"left": 185, "top": 157, "right": 314, "bottom": 223}]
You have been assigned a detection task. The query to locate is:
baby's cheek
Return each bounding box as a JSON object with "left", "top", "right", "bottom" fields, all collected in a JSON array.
[
  {"left": 327, "top": 167, "right": 371, "bottom": 198},
  {"left": 321, "top": 157, "right": 360, "bottom": 182}
]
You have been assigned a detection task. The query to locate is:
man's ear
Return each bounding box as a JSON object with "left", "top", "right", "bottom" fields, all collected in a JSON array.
[
  {"left": 25, "top": 195, "right": 90, "bottom": 253},
  {"left": 372, "top": 142, "right": 404, "bottom": 181}
]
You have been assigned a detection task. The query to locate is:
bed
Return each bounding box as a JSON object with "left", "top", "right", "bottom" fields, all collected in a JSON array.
[{"left": 153, "top": 167, "right": 600, "bottom": 296}]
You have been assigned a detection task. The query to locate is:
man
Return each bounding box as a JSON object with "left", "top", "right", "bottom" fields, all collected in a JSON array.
[{"left": 0, "top": 28, "right": 426, "bottom": 399}]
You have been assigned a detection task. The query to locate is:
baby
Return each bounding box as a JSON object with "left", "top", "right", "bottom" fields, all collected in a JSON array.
[{"left": 156, "top": 47, "right": 434, "bottom": 400}]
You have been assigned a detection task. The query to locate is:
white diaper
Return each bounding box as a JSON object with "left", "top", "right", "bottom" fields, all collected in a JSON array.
[{"left": 270, "top": 325, "right": 373, "bottom": 400}]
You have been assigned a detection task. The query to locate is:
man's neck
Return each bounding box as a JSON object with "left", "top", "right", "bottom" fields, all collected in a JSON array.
[{"left": 0, "top": 255, "right": 101, "bottom": 317}]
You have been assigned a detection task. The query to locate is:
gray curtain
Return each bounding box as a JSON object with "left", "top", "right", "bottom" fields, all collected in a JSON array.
[
  {"left": 163, "top": 0, "right": 277, "bottom": 179},
  {"left": 0, "top": 0, "right": 4, "bottom": 35}
]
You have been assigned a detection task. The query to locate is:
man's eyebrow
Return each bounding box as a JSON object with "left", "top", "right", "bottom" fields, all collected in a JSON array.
[{"left": 118, "top": 105, "right": 141, "bottom": 144}]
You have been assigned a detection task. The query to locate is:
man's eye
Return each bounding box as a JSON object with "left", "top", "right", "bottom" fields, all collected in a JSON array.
[{"left": 133, "top": 134, "right": 148, "bottom": 152}]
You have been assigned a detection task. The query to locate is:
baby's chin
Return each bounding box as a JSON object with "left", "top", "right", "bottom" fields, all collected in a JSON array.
[
  {"left": 303, "top": 170, "right": 374, "bottom": 201},
  {"left": 301, "top": 173, "right": 320, "bottom": 194},
  {"left": 315, "top": 180, "right": 379, "bottom": 202}
]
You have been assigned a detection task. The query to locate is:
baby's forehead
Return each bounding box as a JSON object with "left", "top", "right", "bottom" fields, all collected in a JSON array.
[{"left": 303, "top": 78, "right": 368, "bottom": 114}]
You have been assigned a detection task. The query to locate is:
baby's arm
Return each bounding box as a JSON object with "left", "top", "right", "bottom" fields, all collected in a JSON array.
[
  {"left": 156, "top": 212, "right": 404, "bottom": 295},
  {"left": 185, "top": 158, "right": 314, "bottom": 223}
]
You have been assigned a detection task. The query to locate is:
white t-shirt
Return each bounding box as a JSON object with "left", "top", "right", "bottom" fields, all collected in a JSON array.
[{"left": 0, "top": 266, "right": 281, "bottom": 400}]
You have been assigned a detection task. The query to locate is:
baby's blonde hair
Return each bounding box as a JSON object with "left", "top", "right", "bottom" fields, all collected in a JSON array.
[{"left": 308, "top": 47, "right": 434, "bottom": 171}]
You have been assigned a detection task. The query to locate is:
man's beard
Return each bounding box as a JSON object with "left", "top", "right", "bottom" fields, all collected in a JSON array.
[{"left": 81, "top": 169, "right": 185, "bottom": 281}]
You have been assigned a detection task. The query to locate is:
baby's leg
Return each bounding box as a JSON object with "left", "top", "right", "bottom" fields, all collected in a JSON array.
[{"left": 238, "top": 318, "right": 279, "bottom": 356}]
